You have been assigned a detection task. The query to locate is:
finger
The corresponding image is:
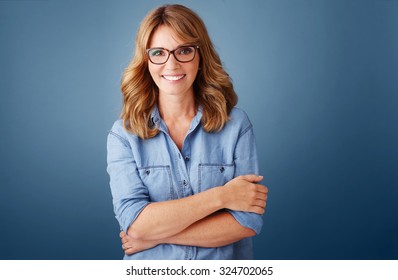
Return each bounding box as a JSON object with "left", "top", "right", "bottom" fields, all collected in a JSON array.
[
  {"left": 252, "top": 199, "right": 266, "bottom": 208},
  {"left": 121, "top": 236, "right": 129, "bottom": 244},
  {"left": 255, "top": 185, "right": 268, "bottom": 194},
  {"left": 255, "top": 192, "right": 268, "bottom": 201},
  {"left": 120, "top": 231, "right": 126, "bottom": 238},
  {"left": 124, "top": 248, "right": 135, "bottom": 256},
  {"left": 251, "top": 194, "right": 266, "bottom": 206},
  {"left": 249, "top": 205, "right": 265, "bottom": 215},
  {"left": 237, "top": 174, "right": 264, "bottom": 183}
]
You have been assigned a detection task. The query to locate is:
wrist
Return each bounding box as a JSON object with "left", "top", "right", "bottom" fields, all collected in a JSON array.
[{"left": 210, "top": 186, "right": 226, "bottom": 210}]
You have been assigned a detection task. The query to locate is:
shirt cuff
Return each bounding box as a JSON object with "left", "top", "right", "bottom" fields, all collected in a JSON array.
[
  {"left": 115, "top": 200, "right": 150, "bottom": 233},
  {"left": 226, "top": 209, "right": 263, "bottom": 235}
]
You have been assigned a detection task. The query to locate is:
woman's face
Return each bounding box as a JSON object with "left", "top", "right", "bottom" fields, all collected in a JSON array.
[{"left": 147, "top": 25, "right": 200, "bottom": 99}]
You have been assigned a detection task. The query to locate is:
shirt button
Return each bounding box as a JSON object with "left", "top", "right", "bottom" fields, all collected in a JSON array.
[
  {"left": 220, "top": 166, "right": 225, "bottom": 173},
  {"left": 183, "top": 180, "right": 187, "bottom": 186},
  {"left": 184, "top": 156, "right": 190, "bottom": 161}
]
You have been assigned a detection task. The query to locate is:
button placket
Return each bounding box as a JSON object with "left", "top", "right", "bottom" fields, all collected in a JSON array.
[{"left": 175, "top": 119, "right": 196, "bottom": 198}]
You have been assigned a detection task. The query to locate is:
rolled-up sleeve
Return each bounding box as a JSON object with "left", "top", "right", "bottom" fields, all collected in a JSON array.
[
  {"left": 106, "top": 124, "right": 150, "bottom": 233},
  {"left": 226, "top": 116, "right": 263, "bottom": 235}
]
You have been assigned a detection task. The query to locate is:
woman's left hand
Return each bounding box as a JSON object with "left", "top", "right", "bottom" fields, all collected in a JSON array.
[{"left": 120, "top": 231, "right": 159, "bottom": 255}]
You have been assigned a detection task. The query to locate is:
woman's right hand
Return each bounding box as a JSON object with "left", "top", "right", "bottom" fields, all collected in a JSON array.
[
  {"left": 120, "top": 231, "right": 159, "bottom": 255},
  {"left": 222, "top": 175, "right": 268, "bottom": 214}
]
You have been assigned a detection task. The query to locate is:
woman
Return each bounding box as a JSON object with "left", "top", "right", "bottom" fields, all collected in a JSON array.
[{"left": 107, "top": 4, "right": 268, "bottom": 260}]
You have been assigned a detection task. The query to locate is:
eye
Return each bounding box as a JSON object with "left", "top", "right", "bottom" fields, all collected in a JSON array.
[
  {"left": 149, "top": 48, "right": 166, "bottom": 57},
  {"left": 177, "top": 47, "right": 194, "bottom": 56}
]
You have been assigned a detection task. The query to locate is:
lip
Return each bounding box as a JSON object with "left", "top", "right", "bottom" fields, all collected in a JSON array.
[{"left": 162, "top": 74, "right": 186, "bottom": 81}]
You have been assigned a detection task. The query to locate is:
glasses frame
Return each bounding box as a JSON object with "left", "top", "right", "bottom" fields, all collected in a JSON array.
[{"left": 146, "top": 45, "right": 199, "bottom": 65}]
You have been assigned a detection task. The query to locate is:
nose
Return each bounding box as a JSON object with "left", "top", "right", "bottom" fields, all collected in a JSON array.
[{"left": 165, "top": 52, "right": 180, "bottom": 70}]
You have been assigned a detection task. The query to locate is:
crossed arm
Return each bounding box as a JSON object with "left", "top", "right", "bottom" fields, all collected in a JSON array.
[
  {"left": 120, "top": 174, "right": 268, "bottom": 255},
  {"left": 108, "top": 118, "right": 266, "bottom": 256}
]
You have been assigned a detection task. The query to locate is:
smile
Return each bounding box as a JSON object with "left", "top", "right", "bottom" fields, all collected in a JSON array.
[{"left": 162, "top": 75, "right": 185, "bottom": 81}]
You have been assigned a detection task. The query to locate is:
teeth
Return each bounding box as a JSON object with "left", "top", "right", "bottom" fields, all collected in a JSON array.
[{"left": 163, "top": 75, "right": 185, "bottom": 81}]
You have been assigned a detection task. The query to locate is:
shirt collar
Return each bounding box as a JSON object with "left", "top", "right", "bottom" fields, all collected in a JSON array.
[{"left": 150, "top": 104, "right": 203, "bottom": 134}]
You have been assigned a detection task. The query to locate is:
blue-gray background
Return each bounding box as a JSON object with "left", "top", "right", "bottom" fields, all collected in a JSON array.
[{"left": 0, "top": 0, "right": 397, "bottom": 259}]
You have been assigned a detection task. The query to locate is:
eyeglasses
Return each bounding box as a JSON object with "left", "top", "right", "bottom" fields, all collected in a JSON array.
[{"left": 146, "top": 45, "right": 199, "bottom": 65}]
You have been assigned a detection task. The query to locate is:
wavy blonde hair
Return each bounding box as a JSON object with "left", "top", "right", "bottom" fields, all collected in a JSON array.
[{"left": 120, "top": 4, "right": 238, "bottom": 139}]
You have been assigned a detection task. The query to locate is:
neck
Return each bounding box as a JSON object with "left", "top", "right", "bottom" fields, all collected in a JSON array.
[{"left": 158, "top": 92, "right": 196, "bottom": 121}]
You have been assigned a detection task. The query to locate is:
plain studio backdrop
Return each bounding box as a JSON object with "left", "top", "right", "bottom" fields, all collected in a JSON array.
[{"left": 0, "top": 0, "right": 397, "bottom": 259}]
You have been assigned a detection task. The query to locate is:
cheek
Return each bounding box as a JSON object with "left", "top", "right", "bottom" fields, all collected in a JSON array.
[
  {"left": 190, "top": 64, "right": 200, "bottom": 78},
  {"left": 147, "top": 65, "right": 162, "bottom": 85},
  {"left": 192, "top": 58, "right": 200, "bottom": 76},
  {"left": 185, "top": 58, "right": 200, "bottom": 76},
  {"left": 148, "top": 64, "right": 156, "bottom": 78}
]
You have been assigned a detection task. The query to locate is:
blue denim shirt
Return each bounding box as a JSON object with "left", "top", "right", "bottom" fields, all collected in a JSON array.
[{"left": 107, "top": 106, "right": 262, "bottom": 259}]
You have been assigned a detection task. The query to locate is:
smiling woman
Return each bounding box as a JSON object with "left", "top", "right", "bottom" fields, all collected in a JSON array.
[{"left": 106, "top": 4, "right": 268, "bottom": 260}]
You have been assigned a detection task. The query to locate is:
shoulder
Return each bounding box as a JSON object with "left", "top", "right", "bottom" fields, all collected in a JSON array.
[
  {"left": 215, "top": 107, "right": 253, "bottom": 138},
  {"left": 108, "top": 120, "right": 139, "bottom": 147},
  {"left": 228, "top": 107, "right": 253, "bottom": 131},
  {"left": 109, "top": 119, "right": 128, "bottom": 137},
  {"left": 229, "top": 107, "right": 250, "bottom": 121}
]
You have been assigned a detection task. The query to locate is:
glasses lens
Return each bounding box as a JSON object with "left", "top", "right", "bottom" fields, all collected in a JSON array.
[
  {"left": 174, "top": 46, "right": 196, "bottom": 62},
  {"left": 148, "top": 48, "right": 168, "bottom": 64}
]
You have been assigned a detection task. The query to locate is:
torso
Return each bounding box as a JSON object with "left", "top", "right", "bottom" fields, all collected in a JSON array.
[{"left": 109, "top": 106, "right": 257, "bottom": 260}]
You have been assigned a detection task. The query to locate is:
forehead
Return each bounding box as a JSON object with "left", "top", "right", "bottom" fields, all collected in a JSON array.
[{"left": 149, "top": 25, "right": 185, "bottom": 49}]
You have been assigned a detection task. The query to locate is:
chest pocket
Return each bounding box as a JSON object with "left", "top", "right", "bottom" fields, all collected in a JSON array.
[
  {"left": 138, "top": 165, "right": 175, "bottom": 202},
  {"left": 198, "top": 163, "right": 235, "bottom": 192}
]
